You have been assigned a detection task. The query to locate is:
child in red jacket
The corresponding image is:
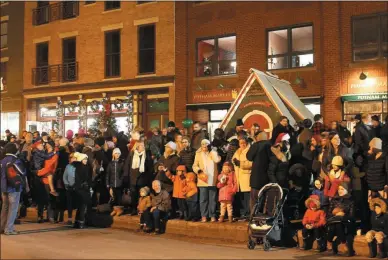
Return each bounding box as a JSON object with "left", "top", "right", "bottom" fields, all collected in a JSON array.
[
  {"left": 217, "top": 162, "right": 237, "bottom": 222},
  {"left": 302, "top": 195, "right": 327, "bottom": 252},
  {"left": 324, "top": 156, "right": 350, "bottom": 199}
]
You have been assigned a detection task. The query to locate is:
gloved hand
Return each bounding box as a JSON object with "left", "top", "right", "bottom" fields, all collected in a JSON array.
[
  {"left": 233, "top": 158, "right": 240, "bottom": 167},
  {"left": 220, "top": 175, "right": 227, "bottom": 184}
]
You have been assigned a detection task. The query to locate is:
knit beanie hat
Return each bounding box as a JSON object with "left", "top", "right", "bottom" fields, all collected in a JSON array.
[
  {"left": 275, "top": 133, "right": 290, "bottom": 145},
  {"left": 75, "top": 152, "right": 88, "bottom": 162},
  {"left": 176, "top": 165, "right": 187, "bottom": 172},
  {"left": 331, "top": 156, "right": 344, "bottom": 167},
  {"left": 4, "top": 143, "right": 18, "bottom": 155},
  {"left": 112, "top": 148, "right": 121, "bottom": 156},
  {"left": 369, "top": 138, "right": 382, "bottom": 150}
]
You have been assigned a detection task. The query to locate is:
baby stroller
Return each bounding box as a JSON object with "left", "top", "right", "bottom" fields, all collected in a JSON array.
[{"left": 247, "top": 183, "right": 288, "bottom": 251}]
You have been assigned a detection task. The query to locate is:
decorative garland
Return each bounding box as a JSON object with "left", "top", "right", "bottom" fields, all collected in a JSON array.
[
  {"left": 90, "top": 100, "right": 100, "bottom": 113},
  {"left": 113, "top": 99, "right": 125, "bottom": 111},
  {"left": 55, "top": 97, "right": 64, "bottom": 135},
  {"left": 67, "top": 102, "right": 77, "bottom": 113},
  {"left": 126, "top": 92, "right": 134, "bottom": 133}
]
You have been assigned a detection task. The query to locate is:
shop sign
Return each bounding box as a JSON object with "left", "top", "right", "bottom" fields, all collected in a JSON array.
[
  {"left": 342, "top": 93, "right": 388, "bottom": 102},
  {"left": 241, "top": 100, "right": 272, "bottom": 109},
  {"left": 193, "top": 89, "right": 234, "bottom": 103},
  {"left": 347, "top": 77, "right": 387, "bottom": 94}
]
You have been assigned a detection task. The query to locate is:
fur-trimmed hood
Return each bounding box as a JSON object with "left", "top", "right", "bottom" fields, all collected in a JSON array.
[
  {"left": 305, "top": 195, "right": 321, "bottom": 209},
  {"left": 369, "top": 198, "right": 387, "bottom": 213},
  {"left": 271, "top": 146, "right": 288, "bottom": 162}
]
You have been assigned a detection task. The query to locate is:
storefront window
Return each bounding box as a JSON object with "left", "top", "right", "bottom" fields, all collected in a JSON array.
[
  {"left": 196, "top": 35, "right": 237, "bottom": 77},
  {"left": 65, "top": 120, "right": 79, "bottom": 133},
  {"left": 65, "top": 106, "right": 79, "bottom": 116},
  {"left": 267, "top": 24, "right": 314, "bottom": 70},
  {"left": 87, "top": 104, "right": 103, "bottom": 115},
  {"left": 344, "top": 100, "right": 385, "bottom": 121},
  {"left": 40, "top": 107, "right": 56, "bottom": 117},
  {"left": 1, "top": 112, "right": 19, "bottom": 140},
  {"left": 210, "top": 109, "right": 228, "bottom": 121},
  {"left": 305, "top": 104, "right": 320, "bottom": 116},
  {"left": 147, "top": 100, "right": 169, "bottom": 113},
  {"left": 115, "top": 117, "right": 127, "bottom": 134}
]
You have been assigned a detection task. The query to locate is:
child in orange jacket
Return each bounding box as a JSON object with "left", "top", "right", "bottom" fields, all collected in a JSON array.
[
  {"left": 183, "top": 172, "right": 199, "bottom": 221},
  {"left": 166, "top": 165, "right": 188, "bottom": 220},
  {"left": 138, "top": 186, "right": 152, "bottom": 232},
  {"left": 302, "top": 195, "right": 327, "bottom": 252}
]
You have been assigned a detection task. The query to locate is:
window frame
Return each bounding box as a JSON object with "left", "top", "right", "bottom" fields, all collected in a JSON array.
[
  {"left": 104, "top": 30, "right": 121, "bottom": 78},
  {"left": 266, "top": 23, "right": 314, "bottom": 71},
  {"left": 195, "top": 33, "right": 237, "bottom": 77},
  {"left": 138, "top": 24, "right": 156, "bottom": 75},
  {"left": 104, "top": 1, "right": 120, "bottom": 11},
  {"left": 0, "top": 61, "right": 7, "bottom": 91},
  {"left": 351, "top": 12, "right": 388, "bottom": 62},
  {"left": 84, "top": 1, "right": 96, "bottom": 5},
  {"left": 0, "top": 21, "right": 8, "bottom": 49}
]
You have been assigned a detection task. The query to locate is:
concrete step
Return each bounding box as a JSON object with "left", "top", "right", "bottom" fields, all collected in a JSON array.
[{"left": 24, "top": 208, "right": 370, "bottom": 256}]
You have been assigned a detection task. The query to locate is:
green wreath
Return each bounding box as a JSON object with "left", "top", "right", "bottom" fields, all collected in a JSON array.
[
  {"left": 90, "top": 100, "right": 100, "bottom": 112},
  {"left": 67, "top": 102, "right": 77, "bottom": 113},
  {"left": 113, "top": 99, "right": 125, "bottom": 111}
]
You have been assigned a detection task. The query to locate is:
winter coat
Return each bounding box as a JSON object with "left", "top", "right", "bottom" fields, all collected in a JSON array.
[
  {"left": 183, "top": 181, "right": 198, "bottom": 198},
  {"left": 92, "top": 149, "right": 109, "bottom": 184},
  {"left": 217, "top": 172, "right": 237, "bottom": 202},
  {"left": 324, "top": 170, "right": 350, "bottom": 198},
  {"left": 57, "top": 147, "right": 69, "bottom": 171},
  {"left": 370, "top": 212, "right": 388, "bottom": 235},
  {"left": 73, "top": 161, "right": 92, "bottom": 192},
  {"left": 232, "top": 145, "right": 252, "bottom": 192},
  {"left": 312, "top": 188, "right": 329, "bottom": 208},
  {"left": 267, "top": 146, "right": 289, "bottom": 188},
  {"left": 32, "top": 150, "right": 55, "bottom": 171},
  {"left": 366, "top": 152, "right": 388, "bottom": 192},
  {"left": 82, "top": 146, "right": 94, "bottom": 166},
  {"left": 381, "top": 124, "right": 388, "bottom": 153},
  {"left": 166, "top": 171, "right": 186, "bottom": 199},
  {"left": 322, "top": 144, "right": 354, "bottom": 176},
  {"left": 138, "top": 196, "right": 152, "bottom": 213},
  {"left": 155, "top": 170, "right": 174, "bottom": 193},
  {"left": 63, "top": 163, "right": 76, "bottom": 188},
  {"left": 338, "top": 125, "right": 352, "bottom": 143},
  {"left": 225, "top": 139, "right": 239, "bottom": 163},
  {"left": 154, "top": 153, "right": 180, "bottom": 174},
  {"left": 371, "top": 124, "right": 383, "bottom": 139},
  {"left": 179, "top": 148, "right": 195, "bottom": 172},
  {"left": 167, "top": 128, "right": 180, "bottom": 143},
  {"left": 106, "top": 159, "right": 125, "bottom": 188},
  {"left": 151, "top": 189, "right": 171, "bottom": 212},
  {"left": 115, "top": 133, "right": 129, "bottom": 160},
  {"left": 354, "top": 122, "right": 371, "bottom": 157},
  {"left": 302, "top": 209, "right": 326, "bottom": 228},
  {"left": 37, "top": 154, "right": 58, "bottom": 185},
  {"left": 193, "top": 149, "right": 221, "bottom": 187},
  {"left": 149, "top": 135, "right": 162, "bottom": 159},
  {"left": 327, "top": 194, "right": 355, "bottom": 220},
  {"left": 124, "top": 150, "right": 154, "bottom": 188},
  {"left": 246, "top": 140, "right": 272, "bottom": 190},
  {"left": 298, "top": 128, "right": 313, "bottom": 161},
  {"left": 271, "top": 123, "right": 289, "bottom": 145},
  {"left": 191, "top": 129, "right": 209, "bottom": 151},
  {"left": 1, "top": 153, "right": 26, "bottom": 193}
]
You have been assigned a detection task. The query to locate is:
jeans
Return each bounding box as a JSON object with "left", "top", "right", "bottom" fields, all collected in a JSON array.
[
  {"left": 177, "top": 198, "right": 188, "bottom": 219},
  {"left": 142, "top": 209, "right": 167, "bottom": 230},
  {"left": 1, "top": 192, "right": 21, "bottom": 233},
  {"left": 37, "top": 184, "right": 54, "bottom": 220},
  {"left": 186, "top": 193, "right": 199, "bottom": 220},
  {"left": 199, "top": 186, "right": 217, "bottom": 218}
]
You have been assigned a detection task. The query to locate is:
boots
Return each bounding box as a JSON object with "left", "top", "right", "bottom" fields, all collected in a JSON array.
[
  {"left": 346, "top": 239, "right": 355, "bottom": 257},
  {"left": 228, "top": 216, "right": 233, "bottom": 223},
  {"left": 110, "top": 207, "right": 117, "bottom": 217},
  {"left": 377, "top": 243, "right": 386, "bottom": 259},
  {"left": 316, "top": 238, "right": 327, "bottom": 252},
  {"left": 302, "top": 237, "right": 312, "bottom": 251},
  {"left": 368, "top": 242, "right": 377, "bottom": 258},
  {"left": 115, "top": 206, "right": 124, "bottom": 216},
  {"left": 331, "top": 240, "right": 339, "bottom": 255},
  {"left": 218, "top": 216, "right": 224, "bottom": 222}
]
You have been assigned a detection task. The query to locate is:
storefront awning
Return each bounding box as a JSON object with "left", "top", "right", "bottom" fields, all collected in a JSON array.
[{"left": 341, "top": 93, "right": 388, "bottom": 102}]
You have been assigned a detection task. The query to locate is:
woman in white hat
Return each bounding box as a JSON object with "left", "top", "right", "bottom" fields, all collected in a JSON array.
[
  {"left": 106, "top": 148, "right": 125, "bottom": 216},
  {"left": 193, "top": 139, "right": 221, "bottom": 222}
]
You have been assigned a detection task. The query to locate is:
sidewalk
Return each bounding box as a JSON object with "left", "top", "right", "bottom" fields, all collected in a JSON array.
[{"left": 25, "top": 208, "right": 369, "bottom": 256}]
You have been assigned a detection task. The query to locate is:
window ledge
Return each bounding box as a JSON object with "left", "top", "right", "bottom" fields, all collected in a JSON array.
[
  {"left": 0, "top": 2, "right": 8, "bottom": 7},
  {"left": 60, "top": 81, "right": 78, "bottom": 85},
  {"left": 102, "top": 77, "right": 122, "bottom": 81},
  {"left": 194, "top": 74, "right": 238, "bottom": 82},
  {"left": 102, "top": 8, "right": 122, "bottom": 14},
  {"left": 83, "top": 3, "right": 96, "bottom": 7},
  {"left": 268, "top": 66, "right": 317, "bottom": 74},
  {"left": 60, "top": 17, "right": 78, "bottom": 23},
  {"left": 193, "top": 2, "right": 217, "bottom": 7},
  {"left": 136, "top": 73, "right": 156, "bottom": 78},
  {"left": 34, "top": 85, "right": 50, "bottom": 88},
  {"left": 348, "top": 59, "right": 387, "bottom": 68},
  {"left": 136, "top": 2, "right": 157, "bottom": 7}
]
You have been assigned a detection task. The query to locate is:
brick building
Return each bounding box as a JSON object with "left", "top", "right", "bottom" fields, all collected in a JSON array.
[
  {"left": 175, "top": 1, "right": 387, "bottom": 136},
  {"left": 22, "top": 1, "right": 175, "bottom": 135},
  {"left": 0, "top": 1, "right": 25, "bottom": 139}
]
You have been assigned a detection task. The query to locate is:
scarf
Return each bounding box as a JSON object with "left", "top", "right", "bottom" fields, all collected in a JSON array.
[{"left": 132, "top": 150, "right": 146, "bottom": 173}]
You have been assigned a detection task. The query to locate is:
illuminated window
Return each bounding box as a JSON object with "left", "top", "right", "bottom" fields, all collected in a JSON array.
[{"left": 1, "top": 22, "right": 7, "bottom": 49}]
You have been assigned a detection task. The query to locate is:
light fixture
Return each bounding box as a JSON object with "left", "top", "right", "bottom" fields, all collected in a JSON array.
[
  {"left": 230, "top": 61, "right": 237, "bottom": 68},
  {"left": 359, "top": 71, "right": 367, "bottom": 80}
]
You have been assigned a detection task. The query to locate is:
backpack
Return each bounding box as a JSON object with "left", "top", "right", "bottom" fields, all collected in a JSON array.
[{"left": 6, "top": 158, "right": 25, "bottom": 191}]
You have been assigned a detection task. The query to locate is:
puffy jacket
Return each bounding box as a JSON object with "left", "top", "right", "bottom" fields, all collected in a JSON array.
[
  {"left": 73, "top": 161, "right": 92, "bottom": 192},
  {"left": 354, "top": 122, "right": 371, "bottom": 157},
  {"left": 37, "top": 154, "right": 58, "bottom": 185},
  {"left": 381, "top": 124, "right": 388, "bottom": 153},
  {"left": 327, "top": 194, "right": 355, "bottom": 220},
  {"left": 232, "top": 145, "right": 252, "bottom": 192},
  {"left": 63, "top": 163, "right": 76, "bottom": 188},
  {"left": 217, "top": 172, "right": 237, "bottom": 202},
  {"left": 366, "top": 153, "right": 388, "bottom": 192},
  {"left": 151, "top": 189, "right": 171, "bottom": 212},
  {"left": 370, "top": 212, "right": 388, "bottom": 235},
  {"left": 302, "top": 209, "right": 326, "bottom": 228},
  {"left": 106, "top": 159, "right": 125, "bottom": 188},
  {"left": 246, "top": 139, "right": 272, "bottom": 190},
  {"left": 166, "top": 171, "right": 186, "bottom": 199},
  {"left": 193, "top": 149, "right": 221, "bottom": 187},
  {"left": 179, "top": 148, "right": 195, "bottom": 172},
  {"left": 324, "top": 170, "right": 350, "bottom": 198},
  {"left": 1, "top": 154, "right": 26, "bottom": 193},
  {"left": 267, "top": 147, "right": 289, "bottom": 188},
  {"left": 312, "top": 188, "right": 329, "bottom": 207}
]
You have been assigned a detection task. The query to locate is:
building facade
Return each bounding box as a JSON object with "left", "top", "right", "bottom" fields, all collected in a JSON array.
[
  {"left": 23, "top": 1, "right": 175, "bottom": 135},
  {"left": 1, "top": 1, "right": 25, "bottom": 139},
  {"left": 174, "top": 1, "right": 387, "bottom": 134}
]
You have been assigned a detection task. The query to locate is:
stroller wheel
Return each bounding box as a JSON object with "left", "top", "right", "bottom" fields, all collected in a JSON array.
[
  {"left": 247, "top": 239, "right": 255, "bottom": 250},
  {"left": 263, "top": 239, "right": 271, "bottom": 251}
]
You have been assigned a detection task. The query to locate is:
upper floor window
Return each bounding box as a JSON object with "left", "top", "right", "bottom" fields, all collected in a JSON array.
[
  {"left": 1, "top": 22, "right": 7, "bottom": 49},
  {"left": 105, "top": 30, "right": 121, "bottom": 78},
  {"left": 0, "top": 62, "right": 6, "bottom": 91},
  {"left": 352, "top": 13, "right": 387, "bottom": 61},
  {"left": 105, "top": 1, "right": 120, "bottom": 10},
  {"left": 196, "top": 35, "right": 236, "bottom": 77},
  {"left": 267, "top": 24, "right": 313, "bottom": 70},
  {"left": 138, "top": 24, "right": 155, "bottom": 74}
]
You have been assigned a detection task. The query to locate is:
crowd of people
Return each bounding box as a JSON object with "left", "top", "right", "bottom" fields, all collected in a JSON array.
[{"left": 1, "top": 113, "right": 388, "bottom": 257}]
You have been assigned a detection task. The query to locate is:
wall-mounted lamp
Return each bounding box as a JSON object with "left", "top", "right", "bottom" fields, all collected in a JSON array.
[{"left": 359, "top": 71, "right": 367, "bottom": 80}]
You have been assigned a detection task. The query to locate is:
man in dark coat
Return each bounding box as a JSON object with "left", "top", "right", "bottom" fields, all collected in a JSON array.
[
  {"left": 246, "top": 132, "right": 272, "bottom": 211},
  {"left": 271, "top": 116, "right": 290, "bottom": 145},
  {"left": 371, "top": 115, "right": 382, "bottom": 139},
  {"left": 381, "top": 115, "right": 388, "bottom": 153},
  {"left": 353, "top": 113, "right": 371, "bottom": 171},
  {"left": 225, "top": 118, "right": 245, "bottom": 140},
  {"left": 191, "top": 121, "right": 209, "bottom": 151},
  {"left": 338, "top": 120, "right": 352, "bottom": 146},
  {"left": 166, "top": 121, "right": 180, "bottom": 143},
  {"left": 92, "top": 137, "right": 109, "bottom": 205}
]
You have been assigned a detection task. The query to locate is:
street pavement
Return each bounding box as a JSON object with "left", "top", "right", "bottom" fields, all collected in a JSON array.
[{"left": 1, "top": 221, "right": 360, "bottom": 259}]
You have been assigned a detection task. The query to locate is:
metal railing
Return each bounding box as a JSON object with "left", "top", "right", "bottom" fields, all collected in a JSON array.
[
  {"left": 32, "top": 2, "right": 79, "bottom": 26},
  {"left": 32, "top": 62, "right": 78, "bottom": 86}
]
